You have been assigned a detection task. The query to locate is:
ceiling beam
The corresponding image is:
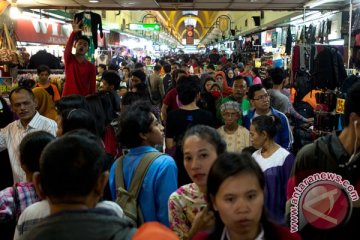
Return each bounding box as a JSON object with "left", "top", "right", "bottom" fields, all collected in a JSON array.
[{"left": 18, "top": 6, "right": 342, "bottom": 11}]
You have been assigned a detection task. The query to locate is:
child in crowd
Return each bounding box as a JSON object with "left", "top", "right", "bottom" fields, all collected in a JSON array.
[
  {"left": 101, "top": 71, "right": 121, "bottom": 111},
  {"left": 0, "top": 131, "right": 55, "bottom": 240},
  {"left": 35, "top": 65, "right": 60, "bottom": 102},
  {"left": 96, "top": 64, "right": 107, "bottom": 89},
  {"left": 97, "top": 64, "right": 106, "bottom": 80}
]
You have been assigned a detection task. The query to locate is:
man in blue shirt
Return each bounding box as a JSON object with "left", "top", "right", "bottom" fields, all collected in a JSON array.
[
  {"left": 109, "top": 101, "right": 178, "bottom": 226},
  {"left": 244, "top": 84, "right": 293, "bottom": 150}
]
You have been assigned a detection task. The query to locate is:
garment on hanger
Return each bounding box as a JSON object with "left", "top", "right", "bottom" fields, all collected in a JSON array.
[
  {"left": 296, "top": 27, "right": 302, "bottom": 42},
  {"left": 353, "top": 9, "right": 360, "bottom": 35},
  {"left": 74, "top": 11, "right": 103, "bottom": 49},
  {"left": 285, "top": 26, "right": 292, "bottom": 56},
  {"left": 308, "top": 24, "right": 317, "bottom": 45},
  {"left": 319, "top": 21, "right": 325, "bottom": 43},
  {"left": 326, "top": 19, "right": 332, "bottom": 34},
  {"left": 315, "top": 21, "right": 321, "bottom": 40},
  {"left": 311, "top": 45, "right": 347, "bottom": 90},
  {"left": 96, "top": 53, "right": 108, "bottom": 66}
]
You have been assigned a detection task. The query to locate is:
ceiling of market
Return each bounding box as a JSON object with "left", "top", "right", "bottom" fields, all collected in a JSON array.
[
  {"left": 13, "top": 0, "right": 349, "bottom": 11},
  {"left": 9, "top": 0, "right": 353, "bottom": 44}
]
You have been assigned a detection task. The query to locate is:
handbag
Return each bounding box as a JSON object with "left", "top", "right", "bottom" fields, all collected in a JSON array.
[{"left": 0, "top": 24, "right": 18, "bottom": 66}]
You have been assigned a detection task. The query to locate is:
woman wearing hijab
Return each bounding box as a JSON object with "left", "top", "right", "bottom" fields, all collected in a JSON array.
[
  {"left": 214, "top": 71, "right": 232, "bottom": 97},
  {"left": 225, "top": 68, "right": 235, "bottom": 87},
  {"left": 32, "top": 87, "right": 58, "bottom": 121}
]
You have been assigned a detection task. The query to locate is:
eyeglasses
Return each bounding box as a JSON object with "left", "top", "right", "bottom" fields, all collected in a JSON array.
[{"left": 253, "top": 94, "right": 270, "bottom": 101}]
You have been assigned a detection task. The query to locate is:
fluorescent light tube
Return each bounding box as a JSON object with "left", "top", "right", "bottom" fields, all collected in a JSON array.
[{"left": 305, "top": 0, "right": 338, "bottom": 8}]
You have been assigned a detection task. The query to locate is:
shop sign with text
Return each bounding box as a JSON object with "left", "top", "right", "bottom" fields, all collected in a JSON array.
[
  {"left": 186, "top": 25, "right": 194, "bottom": 45},
  {"left": 129, "top": 23, "right": 160, "bottom": 31},
  {"left": 15, "top": 19, "right": 71, "bottom": 45}
]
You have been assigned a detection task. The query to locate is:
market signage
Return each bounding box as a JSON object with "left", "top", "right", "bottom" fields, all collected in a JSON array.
[
  {"left": 186, "top": 25, "right": 194, "bottom": 45},
  {"left": 98, "top": 32, "right": 105, "bottom": 47},
  {"left": 15, "top": 19, "right": 71, "bottom": 45},
  {"left": 107, "top": 31, "right": 120, "bottom": 46},
  {"left": 129, "top": 23, "right": 160, "bottom": 31}
]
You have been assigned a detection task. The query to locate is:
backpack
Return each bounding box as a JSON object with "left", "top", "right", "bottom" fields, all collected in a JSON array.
[{"left": 115, "top": 151, "right": 163, "bottom": 226}]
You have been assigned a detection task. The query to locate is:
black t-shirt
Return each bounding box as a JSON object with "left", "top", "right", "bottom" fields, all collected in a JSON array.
[
  {"left": 165, "top": 108, "right": 215, "bottom": 141},
  {"left": 166, "top": 108, "right": 215, "bottom": 187}
]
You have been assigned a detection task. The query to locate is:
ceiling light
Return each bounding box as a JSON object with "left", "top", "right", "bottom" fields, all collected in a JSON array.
[
  {"left": 10, "top": 5, "right": 21, "bottom": 19},
  {"left": 304, "top": 0, "right": 338, "bottom": 9},
  {"left": 89, "top": 0, "right": 99, "bottom": 3}
]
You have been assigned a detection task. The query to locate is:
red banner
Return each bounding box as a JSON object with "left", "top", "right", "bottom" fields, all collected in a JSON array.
[
  {"left": 107, "top": 31, "right": 120, "bottom": 46},
  {"left": 98, "top": 32, "right": 105, "bottom": 47},
  {"left": 186, "top": 25, "right": 194, "bottom": 45},
  {"left": 15, "top": 19, "right": 71, "bottom": 45}
]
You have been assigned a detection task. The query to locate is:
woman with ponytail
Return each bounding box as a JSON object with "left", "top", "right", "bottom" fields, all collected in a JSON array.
[{"left": 250, "top": 115, "right": 295, "bottom": 225}]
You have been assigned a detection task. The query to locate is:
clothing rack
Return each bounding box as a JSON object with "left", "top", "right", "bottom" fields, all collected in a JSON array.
[{"left": 17, "top": 69, "right": 64, "bottom": 74}]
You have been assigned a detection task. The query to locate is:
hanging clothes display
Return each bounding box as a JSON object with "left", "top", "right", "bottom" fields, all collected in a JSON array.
[
  {"left": 74, "top": 11, "right": 104, "bottom": 63},
  {"left": 292, "top": 44, "right": 346, "bottom": 92},
  {"left": 352, "top": 8, "right": 360, "bottom": 35},
  {"left": 311, "top": 45, "right": 346, "bottom": 90},
  {"left": 285, "top": 26, "right": 292, "bottom": 55},
  {"left": 96, "top": 51, "right": 109, "bottom": 66}
]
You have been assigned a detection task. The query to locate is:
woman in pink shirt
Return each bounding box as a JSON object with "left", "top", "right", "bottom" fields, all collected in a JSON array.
[{"left": 252, "top": 68, "right": 262, "bottom": 85}]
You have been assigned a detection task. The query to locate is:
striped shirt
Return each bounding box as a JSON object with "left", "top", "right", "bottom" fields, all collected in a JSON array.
[{"left": 0, "top": 112, "right": 57, "bottom": 183}]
